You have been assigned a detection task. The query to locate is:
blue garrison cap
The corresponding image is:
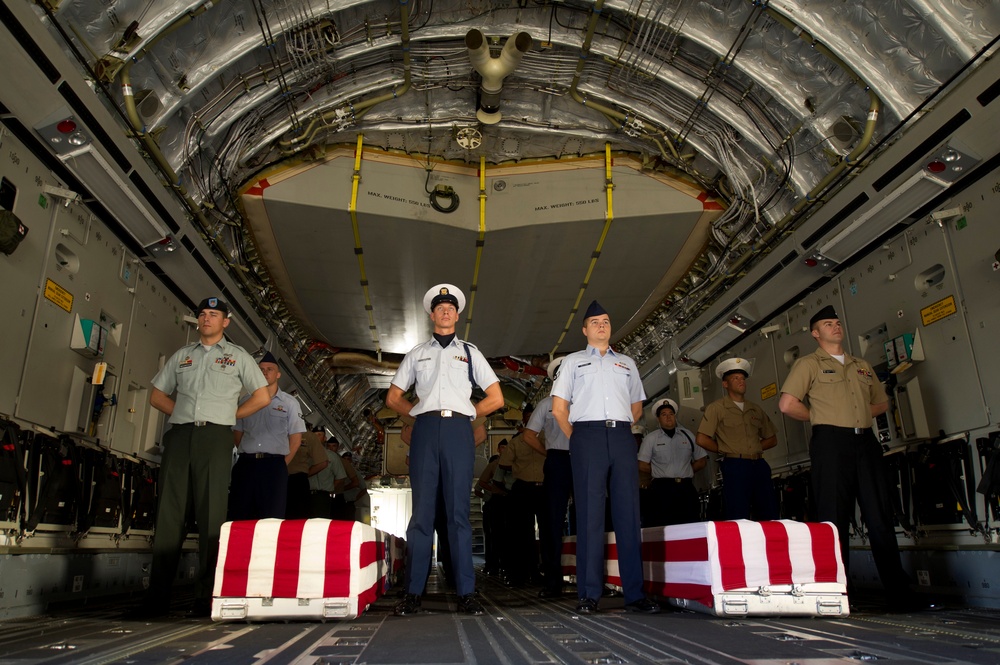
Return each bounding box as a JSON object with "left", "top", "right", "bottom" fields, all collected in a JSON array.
[
  {"left": 259, "top": 351, "right": 278, "bottom": 365},
  {"left": 583, "top": 300, "right": 608, "bottom": 321}
]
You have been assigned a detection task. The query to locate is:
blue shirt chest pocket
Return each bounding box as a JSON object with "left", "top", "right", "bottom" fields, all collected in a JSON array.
[{"left": 448, "top": 356, "right": 473, "bottom": 385}]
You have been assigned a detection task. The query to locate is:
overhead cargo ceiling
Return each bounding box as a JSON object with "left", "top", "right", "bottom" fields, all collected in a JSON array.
[{"left": 3, "top": 0, "right": 997, "bottom": 460}]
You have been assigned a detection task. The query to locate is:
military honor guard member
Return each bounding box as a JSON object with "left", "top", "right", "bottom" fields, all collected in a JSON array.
[
  {"left": 524, "top": 356, "right": 575, "bottom": 598},
  {"left": 779, "top": 305, "right": 922, "bottom": 609},
  {"left": 639, "top": 398, "right": 707, "bottom": 526},
  {"left": 137, "top": 297, "right": 269, "bottom": 618},
  {"left": 386, "top": 284, "right": 503, "bottom": 616},
  {"left": 697, "top": 357, "right": 779, "bottom": 520},
  {"left": 498, "top": 406, "right": 547, "bottom": 587},
  {"left": 229, "top": 351, "right": 306, "bottom": 521},
  {"left": 551, "top": 300, "right": 661, "bottom": 615}
]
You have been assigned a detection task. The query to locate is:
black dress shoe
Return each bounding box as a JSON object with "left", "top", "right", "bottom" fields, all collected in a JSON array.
[
  {"left": 457, "top": 594, "right": 484, "bottom": 615},
  {"left": 394, "top": 593, "right": 422, "bottom": 616},
  {"left": 575, "top": 598, "right": 599, "bottom": 614},
  {"left": 185, "top": 598, "right": 212, "bottom": 618},
  {"left": 123, "top": 604, "right": 168, "bottom": 620},
  {"left": 888, "top": 594, "right": 942, "bottom": 613},
  {"left": 624, "top": 597, "right": 661, "bottom": 614}
]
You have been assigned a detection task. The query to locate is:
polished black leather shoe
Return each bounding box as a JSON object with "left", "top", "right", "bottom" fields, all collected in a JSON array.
[
  {"left": 458, "top": 594, "right": 484, "bottom": 615},
  {"left": 888, "top": 594, "right": 943, "bottom": 613},
  {"left": 185, "top": 598, "right": 212, "bottom": 619},
  {"left": 575, "top": 598, "right": 599, "bottom": 614},
  {"left": 624, "top": 597, "right": 662, "bottom": 614},
  {"left": 123, "top": 603, "right": 168, "bottom": 620},
  {"left": 394, "top": 594, "right": 422, "bottom": 616}
]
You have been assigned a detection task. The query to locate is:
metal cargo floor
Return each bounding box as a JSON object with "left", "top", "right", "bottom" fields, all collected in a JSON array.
[{"left": 2, "top": 572, "right": 1000, "bottom": 665}]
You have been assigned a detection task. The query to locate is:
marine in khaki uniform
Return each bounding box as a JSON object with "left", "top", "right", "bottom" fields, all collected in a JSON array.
[
  {"left": 779, "top": 305, "right": 922, "bottom": 610},
  {"left": 499, "top": 408, "right": 547, "bottom": 586},
  {"left": 525, "top": 356, "right": 575, "bottom": 598},
  {"left": 697, "top": 357, "right": 778, "bottom": 520},
  {"left": 287, "top": 427, "right": 330, "bottom": 519},
  {"left": 135, "top": 297, "right": 269, "bottom": 618}
]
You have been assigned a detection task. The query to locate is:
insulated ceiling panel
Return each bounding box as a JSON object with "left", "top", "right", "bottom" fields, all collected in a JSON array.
[{"left": 245, "top": 153, "right": 707, "bottom": 357}]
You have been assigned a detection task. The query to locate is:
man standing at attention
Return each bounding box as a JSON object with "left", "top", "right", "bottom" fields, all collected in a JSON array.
[
  {"left": 697, "top": 357, "right": 779, "bottom": 520},
  {"left": 524, "top": 356, "right": 574, "bottom": 598},
  {"left": 639, "top": 398, "right": 707, "bottom": 526},
  {"left": 779, "top": 305, "right": 919, "bottom": 609},
  {"left": 136, "top": 297, "right": 269, "bottom": 618},
  {"left": 229, "top": 351, "right": 305, "bottom": 521},
  {"left": 386, "top": 284, "right": 503, "bottom": 616},
  {"left": 551, "top": 300, "right": 660, "bottom": 615}
]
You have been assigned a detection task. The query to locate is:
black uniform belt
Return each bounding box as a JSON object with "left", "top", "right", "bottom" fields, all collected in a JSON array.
[
  {"left": 721, "top": 452, "right": 763, "bottom": 460},
  {"left": 310, "top": 490, "right": 334, "bottom": 497},
  {"left": 419, "top": 410, "right": 471, "bottom": 419},
  {"left": 239, "top": 452, "right": 283, "bottom": 459},
  {"left": 514, "top": 479, "right": 544, "bottom": 486},
  {"left": 652, "top": 477, "right": 692, "bottom": 484},
  {"left": 176, "top": 421, "right": 225, "bottom": 428},
  {"left": 814, "top": 425, "right": 871, "bottom": 436},
  {"left": 575, "top": 420, "right": 631, "bottom": 428},
  {"left": 547, "top": 449, "right": 570, "bottom": 455}
]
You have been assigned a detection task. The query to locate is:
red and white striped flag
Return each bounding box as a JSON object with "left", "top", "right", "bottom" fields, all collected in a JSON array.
[
  {"left": 214, "top": 519, "right": 384, "bottom": 614},
  {"left": 562, "top": 520, "right": 845, "bottom": 609}
]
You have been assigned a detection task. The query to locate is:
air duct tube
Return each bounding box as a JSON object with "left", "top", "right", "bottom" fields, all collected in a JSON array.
[{"left": 466, "top": 29, "right": 532, "bottom": 125}]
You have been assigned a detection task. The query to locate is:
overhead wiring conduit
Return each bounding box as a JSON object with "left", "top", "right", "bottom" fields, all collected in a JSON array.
[
  {"left": 279, "top": 0, "right": 413, "bottom": 151},
  {"left": 569, "top": 0, "right": 680, "bottom": 163},
  {"left": 620, "top": 4, "right": 884, "bottom": 360}
]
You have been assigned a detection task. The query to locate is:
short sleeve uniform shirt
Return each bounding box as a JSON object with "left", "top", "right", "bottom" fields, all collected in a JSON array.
[
  {"left": 234, "top": 388, "right": 306, "bottom": 455},
  {"left": 781, "top": 347, "right": 888, "bottom": 428},
  {"left": 152, "top": 338, "right": 267, "bottom": 426}
]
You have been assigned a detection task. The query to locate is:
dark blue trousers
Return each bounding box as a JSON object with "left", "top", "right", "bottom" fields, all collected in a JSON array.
[
  {"left": 541, "top": 450, "right": 573, "bottom": 590},
  {"left": 228, "top": 454, "right": 288, "bottom": 521},
  {"left": 569, "top": 424, "right": 644, "bottom": 603},
  {"left": 720, "top": 457, "right": 778, "bottom": 520},
  {"left": 406, "top": 415, "right": 475, "bottom": 597}
]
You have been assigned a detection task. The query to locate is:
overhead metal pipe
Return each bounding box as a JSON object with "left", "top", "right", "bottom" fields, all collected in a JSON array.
[{"left": 466, "top": 29, "right": 532, "bottom": 124}]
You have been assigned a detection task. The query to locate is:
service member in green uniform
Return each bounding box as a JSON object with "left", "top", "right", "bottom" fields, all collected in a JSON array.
[
  {"left": 779, "top": 305, "right": 919, "bottom": 609},
  {"left": 133, "top": 297, "right": 269, "bottom": 618},
  {"left": 697, "top": 357, "right": 779, "bottom": 520}
]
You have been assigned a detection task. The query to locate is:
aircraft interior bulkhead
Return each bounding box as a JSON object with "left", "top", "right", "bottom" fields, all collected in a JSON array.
[{"left": 1, "top": 0, "right": 1000, "bottom": 662}]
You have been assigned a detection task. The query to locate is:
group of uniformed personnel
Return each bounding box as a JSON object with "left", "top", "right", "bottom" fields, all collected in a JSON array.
[{"left": 131, "top": 289, "right": 926, "bottom": 619}]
